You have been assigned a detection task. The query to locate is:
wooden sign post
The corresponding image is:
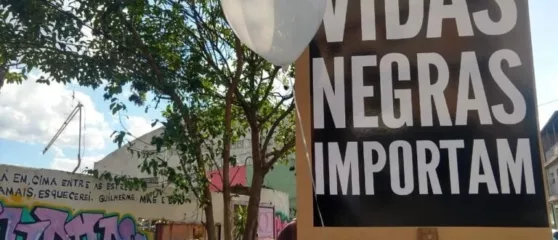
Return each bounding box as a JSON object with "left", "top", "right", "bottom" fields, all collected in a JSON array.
[{"left": 296, "top": 1, "right": 551, "bottom": 239}]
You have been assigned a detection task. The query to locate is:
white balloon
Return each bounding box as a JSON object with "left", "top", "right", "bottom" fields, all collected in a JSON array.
[{"left": 221, "top": 0, "right": 327, "bottom": 67}]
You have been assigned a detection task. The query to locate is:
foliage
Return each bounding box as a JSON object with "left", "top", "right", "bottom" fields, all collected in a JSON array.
[
  {"left": 0, "top": 0, "right": 97, "bottom": 90},
  {"left": 233, "top": 205, "right": 247, "bottom": 240},
  {"left": 0, "top": 0, "right": 295, "bottom": 240}
]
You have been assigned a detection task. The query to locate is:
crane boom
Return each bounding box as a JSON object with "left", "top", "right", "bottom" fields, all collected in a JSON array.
[{"left": 43, "top": 102, "right": 84, "bottom": 173}]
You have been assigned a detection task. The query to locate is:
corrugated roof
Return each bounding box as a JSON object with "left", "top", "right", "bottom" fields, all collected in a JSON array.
[{"left": 542, "top": 111, "right": 558, "bottom": 134}]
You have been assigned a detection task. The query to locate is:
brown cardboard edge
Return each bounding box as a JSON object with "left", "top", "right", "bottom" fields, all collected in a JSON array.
[{"left": 295, "top": 47, "right": 551, "bottom": 240}]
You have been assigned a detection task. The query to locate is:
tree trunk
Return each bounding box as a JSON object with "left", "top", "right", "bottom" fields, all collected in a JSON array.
[
  {"left": 222, "top": 89, "right": 236, "bottom": 240},
  {"left": 242, "top": 168, "right": 264, "bottom": 240},
  {"left": 203, "top": 188, "right": 218, "bottom": 240},
  {"left": 193, "top": 140, "right": 218, "bottom": 240},
  {"left": 222, "top": 97, "right": 234, "bottom": 240},
  {"left": 223, "top": 37, "right": 244, "bottom": 240},
  {"left": 242, "top": 128, "right": 265, "bottom": 240}
]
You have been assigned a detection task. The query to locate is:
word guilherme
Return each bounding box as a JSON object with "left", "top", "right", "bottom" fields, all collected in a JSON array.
[{"left": 312, "top": 0, "right": 536, "bottom": 196}]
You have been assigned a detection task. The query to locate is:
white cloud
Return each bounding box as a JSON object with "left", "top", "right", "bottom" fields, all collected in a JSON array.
[
  {"left": 50, "top": 145, "right": 66, "bottom": 158},
  {"left": 0, "top": 72, "right": 112, "bottom": 150},
  {"left": 125, "top": 115, "right": 162, "bottom": 139},
  {"left": 50, "top": 154, "right": 105, "bottom": 173}
]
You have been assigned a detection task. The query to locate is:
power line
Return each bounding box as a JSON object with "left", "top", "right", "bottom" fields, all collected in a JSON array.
[{"left": 539, "top": 98, "right": 558, "bottom": 107}]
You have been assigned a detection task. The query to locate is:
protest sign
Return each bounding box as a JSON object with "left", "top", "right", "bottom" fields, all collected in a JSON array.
[{"left": 296, "top": 0, "right": 550, "bottom": 239}]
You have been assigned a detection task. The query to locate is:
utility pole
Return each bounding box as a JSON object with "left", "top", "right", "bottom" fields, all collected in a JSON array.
[{"left": 43, "top": 102, "right": 84, "bottom": 173}]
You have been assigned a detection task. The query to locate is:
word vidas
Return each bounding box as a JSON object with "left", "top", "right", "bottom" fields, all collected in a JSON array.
[{"left": 324, "top": 0, "right": 517, "bottom": 42}]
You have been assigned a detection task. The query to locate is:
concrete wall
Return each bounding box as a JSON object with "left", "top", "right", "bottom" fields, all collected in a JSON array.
[
  {"left": 549, "top": 163, "right": 558, "bottom": 197},
  {"left": 94, "top": 128, "right": 167, "bottom": 178},
  {"left": 246, "top": 160, "right": 296, "bottom": 217},
  {"left": 0, "top": 164, "right": 171, "bottom": 240},
  {"left": 93, "top": 127, "right": 295, "bottom": 237},
  {"left": 94, "top": 129, "right": 282, "bottom": 179},
  {"left": 95, "top": 128, "right": 298, "bottom": 216},
  {"left": 0, "top": 164, "right": 289, "bottom": 240}
]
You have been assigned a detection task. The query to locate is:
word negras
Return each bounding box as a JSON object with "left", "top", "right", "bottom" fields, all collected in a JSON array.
[
  {"left": 312, "top": 0, "right": 537, "bottom": 196},
  {"left": 313, "top": 50, "right": 525, "bottom": 129}
]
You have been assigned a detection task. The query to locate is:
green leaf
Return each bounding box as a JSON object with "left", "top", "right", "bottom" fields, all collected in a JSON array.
[
  {"left": 1, "top": 2, "right": 296, "bottom": 238},
  {"left": 112, "top": 104, "right": 122, "bottom": 115},
  {"left": 151, "top": 119, "right": 159, "bottom": 127}
]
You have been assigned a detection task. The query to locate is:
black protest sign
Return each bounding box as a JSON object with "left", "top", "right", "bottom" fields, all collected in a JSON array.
[{"left": 310, "top": 0, "right": 548, "bottom": 227}]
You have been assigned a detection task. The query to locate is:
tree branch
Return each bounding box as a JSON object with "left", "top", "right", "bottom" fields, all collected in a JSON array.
[
  {"left": 263, "top": 136, "right": 295, "bottom": 171},
  {"left": 256, "top": 66, "right": 281, "bottom": 107},
  {"left": 112, "top": 3, "right": 200, "bottom": 146},
  {"left": 259, "top": 92, "right": 293, "bottom": 125},
  {"left": 223, "top": 35, "right": 244, "bottom": 185},
  {"left": 117, "top": 12, "right": 164, "bottom": 85},
  {"left": 179, "top": 160, "right": 205, "bottom": 201},
  {"left": 261, "top": 100, "right": 295, "bottom": 161},
  {"left": 221, "top": 34, "right": 245, "bottom": 240},
  {"left": 186, "top": 2, "right": 233, "bottom": 79}
]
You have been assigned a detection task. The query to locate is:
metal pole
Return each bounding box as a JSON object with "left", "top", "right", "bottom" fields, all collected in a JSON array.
[
  {"left": 72, "top": 106, "right": 83, "bottom": 174},
  {"left": 42, "top": 103, "right": 82, "bottom": 155}
]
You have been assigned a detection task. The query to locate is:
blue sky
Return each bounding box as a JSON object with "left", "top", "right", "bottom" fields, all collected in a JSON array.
[
  {"left": 0, "top": 77, "right": 164, "bottom": 171},
  {"left": 1, "top": 1, "right": 558, "bottom": 172}
]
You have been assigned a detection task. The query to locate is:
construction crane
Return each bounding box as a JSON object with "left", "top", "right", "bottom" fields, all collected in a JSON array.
[{"left": 42, "top": 102, "right": 84, "bottom": 174}]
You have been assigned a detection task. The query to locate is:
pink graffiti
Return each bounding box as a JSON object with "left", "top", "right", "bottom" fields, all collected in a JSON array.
[
  {"left": 119, "top": 217, "right": 147, "bottom": 240},
  {"left": 65, "top": 213, "right": 103, "bottom": 239},
  {"left": 0, "top": 201, "right": 147, "bottom": 240},
  {"left": 34, "top": 207, "right": 71, "bottom": 240},
  {"left": 98, "top": 216, "right": 120, "bottom": 240},
  {"left": 255, "top": 207, "right": 291, "bottom": 239},
  {"left": 0, "top": 206, "right": 22, "bottom": 240},
  {"left": 257, "top": 207, "right": 274, "bottom": 238},
  {"left": 274, "top": 216, "right": 290, "bottom": 237},
  {"left": 16, "top": 221, "right": 50, "bottom": 240}
]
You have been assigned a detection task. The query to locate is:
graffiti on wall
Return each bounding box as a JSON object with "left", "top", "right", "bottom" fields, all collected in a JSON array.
[
  {"left": 257, "top": 207, "right": 275, "bottom": 239},
  {"left": 0, "top": 164, "right": 201, "bottom": 240},
  {"left": 0, "top": 199, "right": 151, "bottom": 240},
  {"left": 0, "top": 166, "right": 185, "bottom": 206},
  {"left": 0, "top": 165, "right": 197, "bottom": 223},
  {"left": 274, "top": 211, "right": 290, "bottom": 236},
  {"left": 254, "top": 206, "right": 292, "bottom": 239}
]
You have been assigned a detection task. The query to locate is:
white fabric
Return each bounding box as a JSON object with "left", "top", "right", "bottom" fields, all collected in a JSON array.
[{"left": 221, "top": 0, "right": 326, "bottom": 66}]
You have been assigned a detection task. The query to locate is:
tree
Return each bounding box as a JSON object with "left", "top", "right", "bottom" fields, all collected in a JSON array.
[
  {"left": 0, "top": 1, "right": 295, "bottom": 240},
  {"left": 0, "top": 0, "right": 97, "bottom": 90}
]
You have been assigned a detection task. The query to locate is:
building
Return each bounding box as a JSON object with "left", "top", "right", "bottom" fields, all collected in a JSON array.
[
  {"left": 228, "top": 136, "right": 297, "bottom": 216},
  {"left": 94, "top": 127, "right": 296, "bottom": 237},
  {"left": 0, "top": 163, "right": 289, "bottom": 240},
  {"left": 541, "top": 111, "right": 558, "bottom": 228}
]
